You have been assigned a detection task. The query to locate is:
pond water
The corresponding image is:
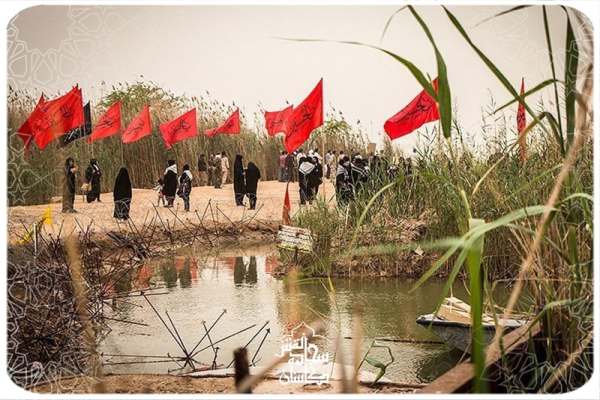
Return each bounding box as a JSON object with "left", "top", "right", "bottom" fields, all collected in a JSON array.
[{"left": 100, "top": 244, "right": 503, "bottom": 384}]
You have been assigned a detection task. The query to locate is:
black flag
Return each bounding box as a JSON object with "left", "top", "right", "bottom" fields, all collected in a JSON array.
[{"left": 61, "top": 101, "right": 92, "bottom": 146}]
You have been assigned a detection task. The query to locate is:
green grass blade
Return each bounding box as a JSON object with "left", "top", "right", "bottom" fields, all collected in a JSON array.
[
  {"left": 379, "top": 6, "right": 408, "bottom": 43},
  {"left": 474, "top": 5, "right": 532, "bottom": 26},
  {"left": 410, "top": 241, "right": 462, "bottom": 292},
  {"left": 542, "top": 6, "right": 564, "bottom": 137},
  {"left": 442, "top": 6, "right": 544, "bottom": 129},
  {"left": 467, "top": 218, "right": 487, "bottom": 393},
  {"left": 408, "top": 6, "right": 452, "bottom": 138},
  {"left": 349, "top": 180, "right": 397, "bottom": 249},
  {"left": 494, "top": 79, "right": 559, "bottom": 113},
  {"left": 278, "top": 37, "right": 436, "bottom": 99},
  {"left": 563, "top": 7, "right": 579, "bottom": 149}
]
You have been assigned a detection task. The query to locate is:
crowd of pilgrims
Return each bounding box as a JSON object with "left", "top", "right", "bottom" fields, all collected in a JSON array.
[
  {"left": 61, "top": 152, "right": 262, "bottom": 219},
  {"left": 61, "top": 148, "right": 408, "bottom": 220}
]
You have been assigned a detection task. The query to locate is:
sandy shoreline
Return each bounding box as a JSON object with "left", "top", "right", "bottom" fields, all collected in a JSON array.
[{"left": 8, "top": 180, "right": 336, "bottom": 243}]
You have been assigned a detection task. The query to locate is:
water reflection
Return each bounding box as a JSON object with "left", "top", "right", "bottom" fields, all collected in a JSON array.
[
  {"left": 102, "top": 248, "right": 512, "bottom": 384},
  {"left": 233, "top": 256, "right": 258, "bottom": 286}
]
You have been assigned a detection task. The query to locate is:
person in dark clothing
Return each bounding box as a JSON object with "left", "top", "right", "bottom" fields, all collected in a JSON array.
[
  {"left": 350, "top": 157, "right": 369, "bottom": 195},
  {"left": 309, "top": 156, "right": 323, "bottom": 197},
  {"left": 84, "top": 159, "right": 102, "bottom": 203},
  {"left": 113, "top": 167, "right": 132, "bottom": 220},
  {"left": 177, "top": 164, "right": 193, "bottom": 212},
  {"left": 285, "top": 152, "right": 296, "bottom": 182},
  {"left": 62, "top": 157, "right": 78, "bottom": 213},
  {"left": 197, "top": 154, "right": 208, "bottom": 186},
  {"left": 163, "top": 160, "right": 178, "bottom": 207},
  {"left": 233, "top": 154, "right": 246, "bottom": 206},
  {"left": 245, "top": 162, "right": 261, "bottom": 210},
  {"left": 298, "top": 157, "right": 316, "bottom": 205},
  {"left": 335, "top": 156, "right": 353, "bottom": 206}
]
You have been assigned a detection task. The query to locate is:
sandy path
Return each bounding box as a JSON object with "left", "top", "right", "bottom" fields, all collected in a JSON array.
[{"left": 8, "top": 180, "right": 336, "bottom": 241}]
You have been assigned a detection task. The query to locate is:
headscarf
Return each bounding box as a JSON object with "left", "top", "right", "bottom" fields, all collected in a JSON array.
[
  {"left": 182, "top": 164, "right": 193, "bottom": 180},
  {"left": 245, "top": 162, "right": 261, "bottom": 192},
  {"left": 165, "top": 160, "right": 178, "bottom": 175},
  {"left": 298, "top": 157, "right": 315, "bottom": 176},
  {"left": 234, "top": 154, "right": 244, "bottom": 175},
  {"left": 113, "top": 167, "right": 132, "bottom": 201}
]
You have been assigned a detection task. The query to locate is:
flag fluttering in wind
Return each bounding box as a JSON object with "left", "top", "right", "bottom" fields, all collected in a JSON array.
[
  {"left": 61, "top": 101, "right": 92, "bottom": 146},
  {"left": 284, "top": 79, "right": 323, "bottom": 153},
  {"left": 282, "top": 182, "right": 291, "bottom": 225},
  {"left": 30, "top": 86, "right": 85, "bottom": 150},
  {"left": 205, "top": 108, "right": 240, "bottom": 137},
  {"left": 17, "top": 93, "right": 45, "bottom": 151},
  {"left": 265, "top": 105, "right": 293, "bottom": 136},
  {"left": 160, "top": 108, "right": 198, "bottom": 149},
  {"left": 517, "top": 78, "right": 527, "bottom": 162},
  {"left": 88, "top": 101, "right": 122, "bottom": 143},
  {"left": 122, "top": 105, "right": 152, "bottom": 144},
  {"left": 384, "top": 78, "right": 440, "bottom": 140}
]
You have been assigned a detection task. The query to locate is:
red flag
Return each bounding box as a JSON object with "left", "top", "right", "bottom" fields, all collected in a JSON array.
[
  {"left": 160, "top": 108, "right": 198, "bottom": 149},
  {"left": 88, "top": 101, "right": 122, "bottom": 143},
  {"left": 17, "top": 94, "right": 46, "bottom": 151},
  {"left": 31, "top": 87, "right": 85, "bottom": 150},
  {"left": 265, "top": 105, "right": 293, "bottom": 136},
  {"left": 282, "top": 182, "right": 291, "bottom": 225},
  {"left": 284, "top": 79, "right": 323, "bottom": 153},
  {"left": 122, "top": 105, "right": 152, "bottom": 144},
  {"left": 517, "top": 78, "right": 527, "bottom": 162},
  {"left": 384, "top": 78, "right": 440, "bottom": 140},
  {"left": 205, "top": 108, "right": 240, "bottom": 137}
]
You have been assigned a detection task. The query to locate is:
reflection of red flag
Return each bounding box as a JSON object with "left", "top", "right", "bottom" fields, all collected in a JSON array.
[
  {"left": 517, "top": 78, "right": 527, "bottom": 162},
  {"left": 88, "top": 101, "right": 122, "bottom": 143},
  {"left": 122, "top": 105, "right": 152, "bottom": 144},
  {"left": 160, "top": 108, "right": 198, "bottom": 149},
  {"left": 282, "top": 182, "right": 291, "bottom": 225},
  {"left": 17, "top": 94, "right": 45, "bottom": 151},
  {"left": 31, "top": 87, "right": 85, "bottom": 150},
  {"left": 265, "top": 105, "right": 293, "bottom": 136},
  {"left": 284, "top": 79, "right": 323, "bottom": 153},
  {"left": 205, "top": 108, "right": 240, "bottom": 137},
  {"left": 384, "top": 78, "right": 440, "bottom": 140}
]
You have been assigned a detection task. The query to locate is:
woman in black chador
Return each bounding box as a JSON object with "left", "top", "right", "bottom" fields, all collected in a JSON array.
[
  {"left": 62, "top": 157, "right": 78, "bottom": 213},
  {"left": 233, "top": 154, "right": 246, "bottom": 206},
  {"left": 245, "top": 162, "right": 261, "bottom": 210},
  {"left": 298, "top": 156, "right": 315, "bottom": 205},
  {"left": 163, "top": 160, "right": 178, "bottom": 207},
  {"left": 85, "top": 159, "right": 102, "bottom": 203},
  {"left": 113, "top": 167, "right": 132, "bottom": 220}
]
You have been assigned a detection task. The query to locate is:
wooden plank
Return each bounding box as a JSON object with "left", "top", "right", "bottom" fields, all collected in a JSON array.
[{"left": 420, "top": 321, "right": 541, "bottom": 394}]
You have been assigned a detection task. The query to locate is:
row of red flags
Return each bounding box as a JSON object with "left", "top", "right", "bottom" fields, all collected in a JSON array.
[{"left": 17, "top": 77, "right": 527, "bottom": 157}]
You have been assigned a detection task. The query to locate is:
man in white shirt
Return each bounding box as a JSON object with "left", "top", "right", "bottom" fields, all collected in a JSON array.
[{"left": 220, "top": 151, "right": 230, "bottom": 186}]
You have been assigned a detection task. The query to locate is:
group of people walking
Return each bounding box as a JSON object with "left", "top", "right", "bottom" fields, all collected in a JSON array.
[
  {"left": 62, "top": 151, "right": 263, "bottom": 220},
  {"left": 60, "top": 147, "right": 400, "bottom": 223}
]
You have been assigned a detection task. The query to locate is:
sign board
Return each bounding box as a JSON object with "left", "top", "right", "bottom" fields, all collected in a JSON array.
[{"left": 277, "top": 225, "right": 313, "bottom": 253}]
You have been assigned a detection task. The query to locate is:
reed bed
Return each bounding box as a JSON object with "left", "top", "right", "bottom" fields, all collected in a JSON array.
[{"left": 7, "top": 82, "right": 370, "bottom": 206}]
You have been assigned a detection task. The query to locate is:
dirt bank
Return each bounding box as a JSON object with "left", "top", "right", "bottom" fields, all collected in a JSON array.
[{"left": 8, "top": 179, "right": 336, "bottom": 243}]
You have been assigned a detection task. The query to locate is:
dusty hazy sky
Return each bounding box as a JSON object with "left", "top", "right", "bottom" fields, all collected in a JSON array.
[{"left": 8, "top": 5, "right": 585, "bottom": 152}]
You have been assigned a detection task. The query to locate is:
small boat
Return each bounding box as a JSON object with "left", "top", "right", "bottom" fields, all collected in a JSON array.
[{"left": 416, "top": 297, "right": 527, "bottom": 353}]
